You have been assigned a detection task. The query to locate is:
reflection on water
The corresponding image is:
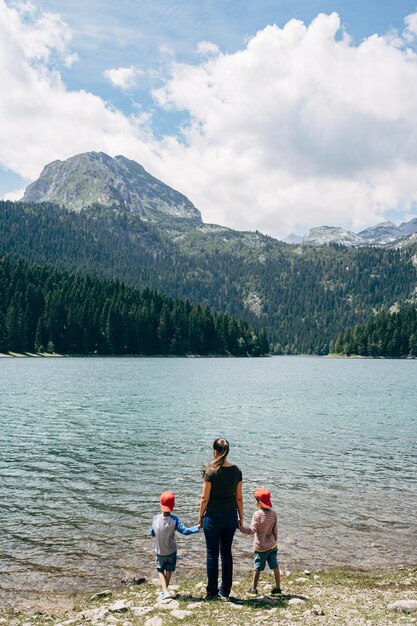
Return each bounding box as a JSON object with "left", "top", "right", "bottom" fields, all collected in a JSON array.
[{"left": 0, "top": 356, "right": 416, "bottom": 607}]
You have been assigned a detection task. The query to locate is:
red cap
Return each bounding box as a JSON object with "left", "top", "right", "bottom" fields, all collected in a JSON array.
[
  {"left": 255, "top": 487, "right": 272, "bottom": 509},
  {"left": 160, "top": 491, "right": 175, "bottom": 512}
]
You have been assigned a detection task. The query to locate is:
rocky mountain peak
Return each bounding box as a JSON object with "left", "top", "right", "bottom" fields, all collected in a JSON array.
[{"left": 21, "top": 151, "right": 202, "bottom": 225}]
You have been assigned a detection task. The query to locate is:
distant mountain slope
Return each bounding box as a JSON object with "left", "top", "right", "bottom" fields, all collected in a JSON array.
[
  {"left": 2, "top": 200, "right": 416, "bottom": 354},
  {"left": 22, "top": 151, "right": 202, "bottom": 226},
  {"left": 303, "top": 226, "right": 363, "bottom": 246},
  {"left": 302, "top": 219, "right": 417, "bottom": 247}
]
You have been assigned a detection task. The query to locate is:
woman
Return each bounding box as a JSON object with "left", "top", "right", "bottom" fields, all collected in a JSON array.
[{"left": 198, "top": 438, "right": 243, "bottom": 599}]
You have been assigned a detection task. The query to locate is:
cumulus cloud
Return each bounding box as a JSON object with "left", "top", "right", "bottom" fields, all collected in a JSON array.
[
  {"left": 2, "top": 1, "right": 417, "bottom": 237},
  {"left": 2, "top": 187, "right": 26, "bottom": 201},
  {"left": 103, "top": 65, "right": 142, "bottom": 91},
  {"left": 0, "top": 0, "right": 156, "bottom": 180},
  {"left": 152, "top": 12, "right": 417, "bottom": 235}
]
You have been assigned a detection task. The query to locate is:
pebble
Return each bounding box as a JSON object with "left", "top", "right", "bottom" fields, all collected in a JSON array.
[
  {"left": 90, "top": 590, "right": 113, "bottom": 602},
  {"left": 108, "top": 600, "right": 130, "bottom": 613},
  {"left": 145, "top": 617, "right": 163, "bottom": 626},
  {"left": 312, "top": 604, "right": 325, "bottom": 615},
  {"left": 170, "top": 609, "right": 193, "bottom": 620},
  {"left": 82, "top": 607, "right": 109, "bottom": 621},
  {"left": 155, "top": 599, "right": 180, "bottom": 610},
  {"left": 295, "top": 577, "right": 308, "bottom": 583},
  {"left": 387, "top": 600, "right": 417, "bottom": 613},
  {"left": 187, "top": 602, "right": 202, "bottom": 609},
  {"left": 229, "top": 603, "right": 243, "bottom": 609},
  {"left": 288, "top": 597, "right": 306, "bottom": 605},
  {"left": 285, "top": 570, "right": 292, "bottom": 577},
  {"left": 121, "top": 576, "right": 146, "bottom": 586},
  {"left": 304, "top": 570, "right": 311, "bottom": 575},
  {"left": 106, "top": 617, "right": 120, "bottom": 624},
  {"left": 131, "top": 606, "right": 154, "bottom": 616}
]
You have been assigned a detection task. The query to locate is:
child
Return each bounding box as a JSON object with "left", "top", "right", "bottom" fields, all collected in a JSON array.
[
  {"left": 239, "top": 487, "right": 281, "bottom": 597},
  {"left": 150, "top": 491, "right": 199, "bottom": 600}
]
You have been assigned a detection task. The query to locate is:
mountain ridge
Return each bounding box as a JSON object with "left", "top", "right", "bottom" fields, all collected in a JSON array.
[{"left": 21, "top": 151, "right": 202, "bottom": 226}]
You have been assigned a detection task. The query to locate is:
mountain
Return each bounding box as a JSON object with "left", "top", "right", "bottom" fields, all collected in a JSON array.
[
  {"left": 302, "top": 226, "right": 363, "bottom": 246},
  {"left": 299, "top": 219, "right": 417, "bottom": 247},
  {"left": 21, "top": 151, "right": 202, "bottom": 227},
  {"left": 399, "top": 218, "right": 417, "bottom": 237},
  {"left": 357, "top": 221, "right": 401, "bottom": 245},
  {"left": 2, "top": 150, "right": 416, "bottom": 355}
]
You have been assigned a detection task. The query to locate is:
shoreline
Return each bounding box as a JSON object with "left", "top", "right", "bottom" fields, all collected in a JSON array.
[{"left": 1, "top": 565, "right": 416, "bottom": 625}]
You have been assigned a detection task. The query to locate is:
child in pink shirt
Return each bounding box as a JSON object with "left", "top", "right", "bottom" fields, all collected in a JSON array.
[{"left": 239, "top": 487, "right": 281, "bottom": 597}]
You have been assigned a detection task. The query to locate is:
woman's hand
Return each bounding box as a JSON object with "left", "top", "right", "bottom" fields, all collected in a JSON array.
[{"left": 198, "top": 481, "right": 211, "bottom": 528}]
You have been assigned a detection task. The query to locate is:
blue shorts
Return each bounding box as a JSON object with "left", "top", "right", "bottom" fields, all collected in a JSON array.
[
  {"left": 253, "top": 548, "right": 279, "bottom": 572},
  {"left": 156, "top": 551, "right": 177, "bottom": 572}
]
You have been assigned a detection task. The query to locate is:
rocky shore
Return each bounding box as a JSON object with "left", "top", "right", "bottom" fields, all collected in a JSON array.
[{"left": 1, "top": 567, "right": 416, "bottom": 626}]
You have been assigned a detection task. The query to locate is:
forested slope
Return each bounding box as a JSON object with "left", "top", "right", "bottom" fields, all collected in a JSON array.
[
  {"left": 0, "top": 256, "right": 268, "bottom": 356},
  {"left": 1, "top": 200, "right": 416, "bottom": 354},
  {"left": 332, "top": 306, "right": 417, "bottom": 357}
]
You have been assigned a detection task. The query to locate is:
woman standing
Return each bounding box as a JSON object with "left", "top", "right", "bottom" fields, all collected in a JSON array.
[{"left": 198, "top": 438, "right": 243, "bottom": 599}]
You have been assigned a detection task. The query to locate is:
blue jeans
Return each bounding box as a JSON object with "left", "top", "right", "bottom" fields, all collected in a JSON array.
[{"left": 203, "top": 509, "right": 238, "bottom": 597}]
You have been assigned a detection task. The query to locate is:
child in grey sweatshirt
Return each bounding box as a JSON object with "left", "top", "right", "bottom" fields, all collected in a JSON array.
[{"left": 150, "top": 491, "right": 199, "bottom": 600}]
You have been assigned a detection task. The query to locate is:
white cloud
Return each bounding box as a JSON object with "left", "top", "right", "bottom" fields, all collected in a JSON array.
[
  {"left": 197, "top": 40, "right": 220, "bottom": 57},
  {"left": 2, "top": 2, "right": 417, "bottom": 237},
  {"left": 2, "top": 187, "right": 25, "bottom": 201},
  {"left": 151, "top": 12, "right": 417, "bottom": 235},
  {"left": 0, "top": 0, "right": 157, "bottom": 180},
  {"left": 103, "top": 65, "right": 142, "bottom": 91}
]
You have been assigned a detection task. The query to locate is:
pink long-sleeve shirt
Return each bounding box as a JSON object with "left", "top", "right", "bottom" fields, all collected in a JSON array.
[{"left": 240, "top": 508, "right": 277, "bottom": 552}]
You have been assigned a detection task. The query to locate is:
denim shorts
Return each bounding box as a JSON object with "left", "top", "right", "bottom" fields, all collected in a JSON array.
[
  {"left": 156, "top": 551, "right": 177, "bottom": 572},
  {"left": 253, "top": 547, "right": 279, "bottom": 572}
]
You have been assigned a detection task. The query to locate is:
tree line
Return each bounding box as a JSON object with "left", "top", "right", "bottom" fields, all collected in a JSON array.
[
  {"left": 331, "top": 306, "right": 417, "bottom": 357},
  {"left": 0, "top": 256, "right": 269, "bottom": 356}
]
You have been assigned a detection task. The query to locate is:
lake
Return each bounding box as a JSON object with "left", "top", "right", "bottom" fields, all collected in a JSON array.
[{"left": 0, "top": 356, "right": 416, "bottom": 608}]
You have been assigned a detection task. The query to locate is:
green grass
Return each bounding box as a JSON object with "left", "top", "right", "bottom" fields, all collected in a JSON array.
[{"left": 1, "top": 566, "right": 416, "bottom": 625}]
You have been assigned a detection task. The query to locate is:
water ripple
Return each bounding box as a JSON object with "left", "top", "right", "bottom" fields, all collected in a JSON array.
[{"left": 0, "top": 356, "right": 416, "bottom": 606}]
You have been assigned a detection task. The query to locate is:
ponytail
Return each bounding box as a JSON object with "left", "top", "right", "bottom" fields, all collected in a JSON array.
[{"left": 202, "top": 438, "right": 230, "bottom": 478}]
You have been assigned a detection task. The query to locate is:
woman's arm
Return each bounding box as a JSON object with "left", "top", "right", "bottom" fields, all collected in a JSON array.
[
  {"left": 198, "top": 481, "right": 211, "bottom": 528},
  {"left": 235, "top": 480, "right": 243, "bottom": 526}
]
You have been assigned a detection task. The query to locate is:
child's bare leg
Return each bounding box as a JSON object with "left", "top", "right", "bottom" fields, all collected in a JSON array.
[
  {"left": 273, "top": 568, "right": 281, "bottom": 589},
  {"left": 252, "top": 570, "right": 261, "bottom": 590},
  {"left": 158, "top": 571, "right": 168, "bottom": 591},
  {"left": 164, "top": 571, "right": 172, "bottom": 588}
]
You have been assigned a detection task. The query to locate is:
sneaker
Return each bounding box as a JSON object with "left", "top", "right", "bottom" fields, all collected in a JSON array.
[
  {"left": 218, "top": 592, "right": 229, "bottom": 602},
  {"left": 271, "top": 587, "right": 282, "bottom": 596},
  {"left": 247, "top": 587, "right": 258, "bottom": 597},
  {"left": 158, "top": 590, "right": 172, "bottom": 601}
]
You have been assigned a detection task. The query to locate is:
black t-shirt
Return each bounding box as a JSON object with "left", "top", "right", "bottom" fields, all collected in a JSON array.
[{"left": 204, "top": 465, "right": 243, "bottom": 513}]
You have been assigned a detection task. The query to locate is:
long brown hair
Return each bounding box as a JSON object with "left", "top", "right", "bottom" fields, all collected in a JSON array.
[{"left": 202, "top": 438, "right": 230, "bottom": 477}]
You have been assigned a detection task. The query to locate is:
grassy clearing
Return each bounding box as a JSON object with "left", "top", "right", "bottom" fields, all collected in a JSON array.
[{"left": 1, "top": 567, "right": 416, "bottom": 626}]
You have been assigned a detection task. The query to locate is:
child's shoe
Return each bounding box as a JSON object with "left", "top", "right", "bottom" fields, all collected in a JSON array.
[
  {"left": 271, "top": 587, "right": 282, "bottom": 596},
  {"left": 247, "top": 587, "right": 258, "bottom": 597},
  {"left": 158, "top": 590, "right": 171, "bottom": 601}
]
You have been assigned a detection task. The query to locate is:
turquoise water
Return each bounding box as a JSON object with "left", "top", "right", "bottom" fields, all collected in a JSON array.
[{"left": 0, "top": 356, "right": 416, "bottom": 607}]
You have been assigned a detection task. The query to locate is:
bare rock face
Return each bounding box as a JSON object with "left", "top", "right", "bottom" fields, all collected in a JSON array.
[{"left": 22, "top": 152, "right": 202, "bottom": 225}]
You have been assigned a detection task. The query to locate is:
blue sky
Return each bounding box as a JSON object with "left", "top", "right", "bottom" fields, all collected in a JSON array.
[{"left": 2, "top": 0, "right": 417, "bottom": 236}]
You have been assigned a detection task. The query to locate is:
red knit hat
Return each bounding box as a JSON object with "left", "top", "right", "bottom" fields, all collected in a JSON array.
[
  {"left": 254, "top": 487, "right": 272, "bottom": 509},
  {"left": 160, "top": 491, "right": 175, "bottom": 512}
]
